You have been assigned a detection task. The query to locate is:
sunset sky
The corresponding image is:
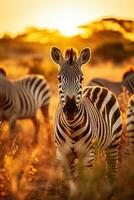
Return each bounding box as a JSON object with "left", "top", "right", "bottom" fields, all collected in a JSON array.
[{"left": 1, "top": 0, "right": 134, "bottom": 36}]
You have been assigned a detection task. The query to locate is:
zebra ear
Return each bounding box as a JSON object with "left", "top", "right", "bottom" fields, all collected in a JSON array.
[
  {"left": 51, "top": 47, "right": 64, "bottom": 65},
  {"left": 78, "top": 48, "right": 91, "bottom": 66}
]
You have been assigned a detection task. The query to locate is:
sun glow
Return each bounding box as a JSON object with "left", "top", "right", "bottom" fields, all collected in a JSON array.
[
  {"left": 56, "top": 25, "right": 81, "bottom": 37},
  {"left": 35, "top": 5, "right": 90, "bottom": 37},
  {"left": 0, "top": 0, "right": 134, "bottom": 37}
]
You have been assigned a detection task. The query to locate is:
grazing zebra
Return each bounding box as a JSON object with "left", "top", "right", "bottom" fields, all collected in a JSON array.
[
  {"left": 51, "top": 47, "right": 122, "bottom": 190},
  {"left": 88, "top": 78, "right": 122, "bottom": 96},
  {"left": 126, "top": 94, "right": 134, "bottom": 153},
  {"left": 0, "top": 68, "right": 51, "bottom": 145}
]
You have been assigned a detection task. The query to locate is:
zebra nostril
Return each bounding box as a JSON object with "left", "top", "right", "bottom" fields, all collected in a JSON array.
[{"left": 63, "top": 95, "right": 78, "bottom": 118}]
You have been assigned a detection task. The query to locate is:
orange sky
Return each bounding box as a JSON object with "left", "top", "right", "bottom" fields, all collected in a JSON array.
[{"left": 1, "top": 0, "right": 134, "bottom": 36}]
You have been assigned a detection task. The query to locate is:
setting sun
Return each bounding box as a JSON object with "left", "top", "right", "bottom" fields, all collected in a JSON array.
[
  {"left": 39, "top": 10, "right": 84, "bottom": 37},
  {"left": 52, "top": 24, "right": 81, "bottom": 37},
  {"left": 36, "top": 15, "right": 83, "bottom": 37},
  {"left": 33, "top": 3, "right": 90, "bottom": 37}
]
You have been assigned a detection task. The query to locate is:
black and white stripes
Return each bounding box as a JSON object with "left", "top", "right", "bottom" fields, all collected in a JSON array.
[
  {"left": 0, "top": 70, "right": 51, "bottom": 144},
  {"left": 126, "top": 94, "right": 134, "bottom": 153},
  {"left": 88, "top": 68, "right": 134, "bottom": 97},
  {"left": 88, "top": 78, "right": 122, "bottom": 96},
  {"left": 51, "top": 47, "right": 122, "bottom": 187},
  {"left": 122, "top": 69, "right": 134, "bottom": 94}
]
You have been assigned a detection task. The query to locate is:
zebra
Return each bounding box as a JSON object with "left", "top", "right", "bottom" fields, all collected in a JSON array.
[
  {"left": 88, "top": 78, "right": 122, "bottom": 96},
  {"left": 51, "top": 47, "right": 122, "bottom": 190},
  {"left": 0, "top": 68, "right": 51, "bottom": 146},
  {"left": 126, "top": 94, "right": 134, "bottom": 153},
  {"left": 88, "top": 68, "right": 134, "bottom": 97},
  {"left": 122, "top": 68, "right": 134, "bottom": 94}
]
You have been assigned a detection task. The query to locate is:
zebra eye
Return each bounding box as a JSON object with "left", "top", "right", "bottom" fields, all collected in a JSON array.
[
  {"left": 58, "top": 76, "right": 61, "bottom": 81},
  {"left": 80, "top": 77, "right": 83, "bottom": 82}
]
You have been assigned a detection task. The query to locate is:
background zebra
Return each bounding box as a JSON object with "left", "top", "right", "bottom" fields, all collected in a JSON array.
[
  {"left": 0, "top": 68, "right": 51, "bottom": 145},
  {"left": 51, "top": 47, "right": 122, "bottom": 192},
  {"left": 87, "top": 78, "right": 122, "bottom": 96},
  {"left": 122, "top": 68, "right": 134, "bottom": 94},
  {"left": 126, "top": 94, "right": 134, "bottom": 153},
  {"left": 88, "top": 68, "right": 134, "bottom": 97}
]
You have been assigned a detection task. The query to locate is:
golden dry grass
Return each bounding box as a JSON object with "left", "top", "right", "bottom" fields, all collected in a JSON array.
[{"left": 0, "top": 61, "right": 134, "bottom": 200}]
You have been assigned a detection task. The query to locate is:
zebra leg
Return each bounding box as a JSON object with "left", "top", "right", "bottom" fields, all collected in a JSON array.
[
  {"left": 105, "top": 142, "right": 119, "bottom": 182},
  {"left": 60, "top": 158, "right": 78, "bottom": 195},
  {"left": 41, "top": 104, "right": 49, "bottom": 123},
  {"left": 31, "top": 116, "right": 40, "bottom": 146},
  {"left": 41, "top": 104, "right": 54, "bottom": 148},
  {"left": 83, "top": 148, "right": 95, "bottom": 175},
  {"left": 56, "top": 150, "right": 78, "bottom": 197},
  {"left": 68, "top": 158, "right": 78, "bottom": 196},
  {"left": 9, "top": 117, "right": 16, "bottom": 135},
  {"left": 8, "top": 117, "right": 18, "bottom": 151}
]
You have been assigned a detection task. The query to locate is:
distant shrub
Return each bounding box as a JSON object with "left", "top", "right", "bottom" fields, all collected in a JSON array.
[
  {"left": 29, "top": 65, "right": 45, "bottom": 76},
  {"left": 92, "top": 42, "right": 134, "bottom": 64}
]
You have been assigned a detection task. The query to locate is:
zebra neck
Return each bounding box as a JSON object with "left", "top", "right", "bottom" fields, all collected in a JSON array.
[{"left": 0, "top": 79, "right": 13, "bottom": 104}]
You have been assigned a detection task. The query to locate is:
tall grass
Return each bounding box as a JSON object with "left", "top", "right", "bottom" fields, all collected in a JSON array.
[{"left": 0, "top": 65, "right": 133, "bottom": 199}]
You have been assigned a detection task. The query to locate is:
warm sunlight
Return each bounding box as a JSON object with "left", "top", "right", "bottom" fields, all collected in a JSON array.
[
  {"left": 0, "top": 0, "right": 134, "bottom": 199},
  {"left": 36, "top": 16, "right": 83, "bottom": 37},
  {"left": 54, "top": 25, "right": 81, "bottom": 37},
  {"left": 34, "top": 4, "right": 89, "bottom": 37},
  {"left": 1, "top": 0, "right": 134, "bottom": 36}
]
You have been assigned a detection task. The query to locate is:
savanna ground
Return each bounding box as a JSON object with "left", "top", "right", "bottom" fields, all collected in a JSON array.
[{"left": 0, "top": 58, "right": 134, "bottom": 200}]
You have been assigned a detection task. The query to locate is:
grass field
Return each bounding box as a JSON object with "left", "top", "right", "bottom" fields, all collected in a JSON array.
[{"left": 0, "top": 61, "right": 134, "bottom": 200}]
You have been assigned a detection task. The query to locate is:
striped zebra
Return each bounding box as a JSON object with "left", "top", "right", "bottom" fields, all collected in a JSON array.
[
  {"left": 51, "top": 47, "right": 122, "bottom": 189},
  {"left": 122, "top": 68, "right": 134, "bottom": 94},
  {"left": 88, "top": 68, "right": 134, "bottom": 97},
  {"left": 0, "top": 68, "right": 51, "bottom": 145},
  {"left": 126, "top": 94, "right": 134, "bottom": 153},
  {"left": 88, "top": 78, "right": 122, "bottom": 96}
]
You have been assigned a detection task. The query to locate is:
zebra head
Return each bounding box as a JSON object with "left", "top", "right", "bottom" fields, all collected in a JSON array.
[{"left": 51, "top": 47, "right": 91, "bottom": 119}]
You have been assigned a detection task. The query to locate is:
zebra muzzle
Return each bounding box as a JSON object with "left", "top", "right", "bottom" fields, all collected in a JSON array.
[{"left": 63, "top": 95, "right": 78, "bottom": 120}]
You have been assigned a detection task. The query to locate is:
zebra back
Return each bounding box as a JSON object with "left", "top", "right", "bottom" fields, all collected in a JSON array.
[
  {"left": 13, "top": 75, "right": 51, "bottom": 118},
  {"left": 87, "top": 78, "right": 122, "bottom": 96}
]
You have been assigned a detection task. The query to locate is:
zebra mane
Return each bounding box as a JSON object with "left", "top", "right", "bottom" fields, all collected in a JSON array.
[
  {"left": 123, "top": 67, "right": 134, "bottom": 80},
  {"left": 65, "top": 48, "right": 77, "bottom": 65},
  {"left": 0, "top": 68, "right": 6, "bottom": 76}
]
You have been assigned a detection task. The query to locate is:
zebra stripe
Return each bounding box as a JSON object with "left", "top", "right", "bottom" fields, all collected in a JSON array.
[
  {"left": 88, "top": 78, "right": 122, "bottom": 96},
  {"left": 51, "top": 47, "right": 122, "bottom": 188},
  {"left": 0, "top": 70, "right": 51, "bottom": 145},
  {"left": 122, "top": 70, "right": 134, "bottom": 94},
  {"left": 88, "top": 69, "right": 134, "bottom": 97},
  {"left": 126, "top": 94, "right": 134, "bottom": 153}
]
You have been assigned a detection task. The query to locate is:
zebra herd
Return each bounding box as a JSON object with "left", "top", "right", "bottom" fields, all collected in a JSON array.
[{"left": 0, "top": 47, "right": 134, "bottom": 192}]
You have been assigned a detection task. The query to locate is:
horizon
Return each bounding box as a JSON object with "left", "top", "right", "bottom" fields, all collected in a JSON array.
[{"left": 1, "top": 16, "right": 134, "bottom": 39}]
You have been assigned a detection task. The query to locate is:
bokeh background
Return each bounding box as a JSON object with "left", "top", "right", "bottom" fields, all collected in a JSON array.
[{"left": 0, "top": 0, "right": 134, "bottom": 199}]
